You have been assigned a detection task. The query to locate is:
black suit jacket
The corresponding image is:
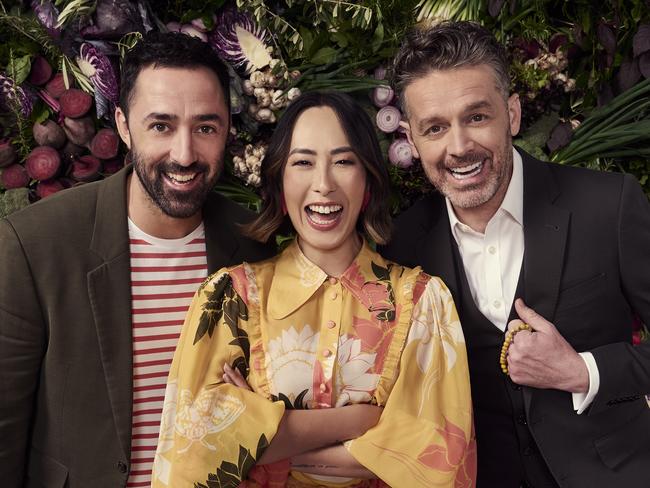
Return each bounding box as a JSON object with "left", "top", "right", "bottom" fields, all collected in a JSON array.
[
  {"left": 0, "top": 166, "right": 274, "bottom": 487},
  {"left": 381, "top": 149, "right": 650, "bottom": 487}
]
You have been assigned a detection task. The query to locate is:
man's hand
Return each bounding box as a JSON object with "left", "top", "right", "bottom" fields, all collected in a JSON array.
[{"left": 506, "top": 299, "right": 589, "bottom": 393}]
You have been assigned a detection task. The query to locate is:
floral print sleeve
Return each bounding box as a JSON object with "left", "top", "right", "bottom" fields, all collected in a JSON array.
[
  {"left": 152, "top": 265, "right": 285, "bottom": 488},
  {"left": 346, "top": 275, "right": 476, "bottom": 487}
]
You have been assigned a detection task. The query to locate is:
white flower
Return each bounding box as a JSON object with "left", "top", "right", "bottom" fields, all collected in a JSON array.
[
  {"left": 266, "top": 325, "right": 319, "bottom": 404},
  {"left": 334, "top": 336, "right": 380, "bottom": 407}
]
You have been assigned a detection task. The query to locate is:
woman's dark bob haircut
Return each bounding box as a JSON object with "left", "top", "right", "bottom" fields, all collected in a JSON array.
[{"left": 243, "top": 91, "right": 392, "bottom": 245}]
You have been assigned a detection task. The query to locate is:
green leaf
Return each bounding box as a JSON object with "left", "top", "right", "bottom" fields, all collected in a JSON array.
[
  {"left": 310, "top": 47, "right": 338, "bottom": 65},
  {"left": 371, "top": 261, "right": 391, "bottom": 281},
  {"left": 9, "top": 54, "right": 31, "bottom": 85},
  {"left": 255, "top": 434, "right": 270, "bottom": 460},
  {"left": 193, "top": 275, "right": 232, "bottom": 344},
  {"left": 31, "top": 103, "right": 51, "bottom": 125},
  {"left": 371, "top": 23, "right": 384, "bottom": 53},
  {"left": 331, "top": 31, "right": 349, "bottom": 48}
]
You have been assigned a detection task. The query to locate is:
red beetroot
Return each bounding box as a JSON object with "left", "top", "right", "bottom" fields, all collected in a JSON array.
[
  {"left": 71, "top": 155, "right": 102, "bottom": 182},
  {"left": 89, "top": 128, "right": 119, "bottom": 159},
  {"left": 33, "top": 120, "right": 67, "bottom": 149},
  {"left": 36, "top": 179, "right": 65, "bottom": 199},
  {"left": 62, "top": 141, "right": 86, "bottom": 162},
  {"left": 63, "top": 116, "right": 96, "bottom": 146},
  {"left": 28, "top": 56, "right": 53, "bottom": 86},
  {"left": 25, "top": 146, "right": 61, "bottom": 180},
  {"left": 0, "top": 140, "right": 18, "bottom": 168},
  {"left": 1, "top": 164, "right": 30, "bottom": 189},
  {"left": 102, "top": 157, "right": 124, "bottom": 175},
  {"left": 59, "top": 88, "right": 93, "bottom": 118},
  {"left": 45, "top": 73, "right": 68, "bottom": 99}
]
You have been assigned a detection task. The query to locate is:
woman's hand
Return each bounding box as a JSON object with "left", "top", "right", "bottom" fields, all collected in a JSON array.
[{"left": 223, "top": 362, "right": 253, "bottom": 391}]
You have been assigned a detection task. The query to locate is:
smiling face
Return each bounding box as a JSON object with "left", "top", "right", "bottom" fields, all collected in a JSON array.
[
  {"left": 401, "top": 64, "right": 521, "bottom": 224},
  {"left": 115, "top": 66, "right": 229, "bottom": 225},
  {"left": 282, "top": 106, "right": 367, "bottom": 272}
]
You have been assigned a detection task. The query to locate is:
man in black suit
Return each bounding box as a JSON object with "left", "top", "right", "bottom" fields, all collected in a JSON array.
[{"left": 381, "top": 21, "right": 650, "bottom": 487}]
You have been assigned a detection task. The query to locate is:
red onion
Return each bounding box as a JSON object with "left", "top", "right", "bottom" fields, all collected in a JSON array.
[
  {"left": 166, "top": 22, "right": 181, "bottom": 32},
  {"left": 372, "top": 85, "right": 394, "bottom": 108},
  {"left": 388, "top": 139, "right": 414, "bottom": 168},
  {"left": 374, "top": 66, "right": 387, "bottom": 80},
  {"left": 376, "top": 105, "right": 401, "bottom": 133}
]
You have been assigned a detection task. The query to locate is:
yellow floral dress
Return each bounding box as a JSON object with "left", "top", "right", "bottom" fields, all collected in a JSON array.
[{"left": 152, "top": 240, "right": 476, "bottom": 488}]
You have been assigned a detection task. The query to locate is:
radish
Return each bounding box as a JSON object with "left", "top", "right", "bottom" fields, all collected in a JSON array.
[
  {"left": 33, "top": 120, "right": 66, "bottom": 149},
  {"left": 71, "top": 155, "right": 102, "bottom": 182},
  {"left": 0, "top": 140, "right": 18, "bottom": 168},
  {"left": 28, "top": 56, "right": 53, "bottom": 86},
  {"left": 89, "top": 128, "right": 119, "bottom": 159},
  {"left": 1, "top": 164, "right": 30, "bottom": 189},
  {"left": 25, "top": 146, "right": 61, "bottom": 180},
  {"left": 60, "top": 89, "right": 93, "bottom": 118}
]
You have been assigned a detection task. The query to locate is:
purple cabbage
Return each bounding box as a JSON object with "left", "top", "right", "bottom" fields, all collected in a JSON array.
[
  {"left": 80, "top": 0, "right": 143, "bottom": 39},
  {"left": 31, "top": 0, "right": 61, "bottom": 38},
  {"left": 76, "top": 42, "right": 119, "bottom": 105},
  {"left": 210, "top": 8, "right": 271, "bottom": 74},
  {"left": 0, "top": 73, "right": 34, "bottom": 118}
]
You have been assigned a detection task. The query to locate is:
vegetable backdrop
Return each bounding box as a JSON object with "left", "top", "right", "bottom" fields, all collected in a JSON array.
[{"left": 1, "top": 0, "right": 649, "bottom": 219}]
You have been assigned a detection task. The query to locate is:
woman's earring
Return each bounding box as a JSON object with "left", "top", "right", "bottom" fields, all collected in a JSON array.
[{"left": 361, "top": 190, "right": 370, "bottom": 212}]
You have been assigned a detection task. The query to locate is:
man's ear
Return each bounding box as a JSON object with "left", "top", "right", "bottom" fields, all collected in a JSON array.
[
  {"left": 399, "top": 120, "right": 420, "bottom": 159},
  {"left": 114, "top": 106, "right": 131, "bottom": 149},
  {"left": 507, "top": 93, "right": 522, "bottom": 137}
]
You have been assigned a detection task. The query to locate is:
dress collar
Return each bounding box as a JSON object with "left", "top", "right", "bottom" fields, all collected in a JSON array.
[{"left": 267, "top": 238, "right": 394, "bottom": 320}]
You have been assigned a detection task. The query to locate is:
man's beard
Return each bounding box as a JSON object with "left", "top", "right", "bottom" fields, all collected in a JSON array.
[{"left": 132, "top": 149, "right": 222, "bottom": 219}]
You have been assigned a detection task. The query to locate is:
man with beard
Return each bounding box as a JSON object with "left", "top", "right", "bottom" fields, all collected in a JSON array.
[
  {"left": 381, "top": 21, "right": 650, "bottom": 487},
  {"left": 0, "top": 32, "right": 272, "bottom": 488}
]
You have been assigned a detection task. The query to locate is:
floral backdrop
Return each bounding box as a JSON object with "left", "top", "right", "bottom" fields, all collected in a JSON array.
[{"left": 1, "top": 0, "right": 649, "bottom": 345}]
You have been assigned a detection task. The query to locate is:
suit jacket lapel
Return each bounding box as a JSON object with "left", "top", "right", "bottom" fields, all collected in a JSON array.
[
  {"left": 521, "top": 152, "right": 570, "bottom": 322},
  {"left": 519, "top": 152, "right": 570, "bottom": 414},
  {"left": 88, "top": 166, "right": 133, "bottom": 459},
  {"left": 203, "top": 193, "right": 239, "bottom": 273},
  {"left": 417, "top": 194, "right": 462, "bottom": 300}
]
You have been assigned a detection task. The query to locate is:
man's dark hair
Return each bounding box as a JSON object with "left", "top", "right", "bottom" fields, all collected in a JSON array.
[
  {"left": 119, "top": 31, "right": 231, "bottom": 118},
  {"left": 242, "top": 90, "right": 393, "bottom": 245},
  {"left": 393, "top": 21, "right": 510, "bottom": 112}
]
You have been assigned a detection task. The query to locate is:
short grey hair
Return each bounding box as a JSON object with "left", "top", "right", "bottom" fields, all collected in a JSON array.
[{"left": 393, "top": 21, "right": 510, "bottom": 112}]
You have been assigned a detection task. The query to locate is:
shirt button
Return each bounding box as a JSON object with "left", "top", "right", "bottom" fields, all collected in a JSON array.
[
  {"left": 493, "top": 300, "right": 501, "bottom": 308},
  {"left": 327, "top": 320, "right": 336, "bottom": 329},
  {"left": 488, "top": 245, "right": 496, "bottom": 254},
  {"left": 330, "top": 292, "right": 338, "bottom": 300},
  {"left": 319, "top": 383, "right": 327, "bottom": 393},
  {"left": 517, "top": 414, "right": 527, "bottom": 425},
  {"left": 329, "top": 277, "right": 338, "bottom": 285}
]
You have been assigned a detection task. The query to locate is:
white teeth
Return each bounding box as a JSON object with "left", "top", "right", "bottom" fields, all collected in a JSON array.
[
  {"left": 167, "top": 172, "right": 196, "bottom": 183},
  {"left": 307, "top": 204, "right": 342, "bottom": 214},
  {"left": 449, "top": 161, "right": 483, "bottom": 180}
]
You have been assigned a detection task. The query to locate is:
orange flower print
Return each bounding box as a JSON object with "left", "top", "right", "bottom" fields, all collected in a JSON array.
[{"left": 417, "top": 418, "right": 470, "bottom": 472}]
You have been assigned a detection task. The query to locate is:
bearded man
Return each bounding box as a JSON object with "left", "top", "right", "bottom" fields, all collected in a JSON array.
[{"left": 0, "top": 32, "right": 272, "bottom": 488}]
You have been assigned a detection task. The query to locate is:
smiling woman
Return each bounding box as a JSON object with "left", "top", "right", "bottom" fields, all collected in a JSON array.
[{"left": 152, "top": 91, "right": 476, "bottom": 488}]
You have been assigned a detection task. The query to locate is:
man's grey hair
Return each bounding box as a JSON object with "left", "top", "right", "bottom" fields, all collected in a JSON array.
[{"left": 392, "top": 21, "right": 511, "bottom": 113}]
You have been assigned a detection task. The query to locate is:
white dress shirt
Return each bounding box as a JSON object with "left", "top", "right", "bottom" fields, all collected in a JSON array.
[{"left": 445, "top": 148, "right": 599, "bottom": 414}]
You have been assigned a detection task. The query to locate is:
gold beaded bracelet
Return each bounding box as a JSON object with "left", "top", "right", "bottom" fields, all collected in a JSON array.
[{"left": 500, "top": 323, "right": 533, "bottom": 375}]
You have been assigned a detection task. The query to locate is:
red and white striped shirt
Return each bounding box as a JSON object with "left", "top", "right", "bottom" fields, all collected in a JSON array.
[{"left": 126, "top": 219, "right": 208, "bottom": 487}]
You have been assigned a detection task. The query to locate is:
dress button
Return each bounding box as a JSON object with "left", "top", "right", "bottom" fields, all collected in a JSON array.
[
  {"left": 329, "top": 277, "right": 338, "bottom": 285},
  {"left": 327, "top": 320, "right": 336, "bottom": 329},
  {"left": 493, "top": 300, "right": 501, "bottom": 308},
  {"left": 117, "top": 461, "right": 128, "bottom": 473},
  {"left": 319, "top": 383, "right": 327, "bottom": 393},
  {"left": 330, "top": 292, "right": 338, "bottom": 300},
  {"left": 488, "top": 245, "right": 496, "bottom": 254},
  {"left": 517, "top": 414, "right": 527, "bottom": 425},
  {"left": 323, "top": 349, "right": 332, "bottom": 358}
]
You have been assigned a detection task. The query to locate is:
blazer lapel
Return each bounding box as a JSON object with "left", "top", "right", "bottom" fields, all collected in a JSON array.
[
  {"left": 519, "top": 152, "right": 570, "bottom": 414},
  {"left": 202, "top": 193, "right": 239, "bottom": 273},
  {"left": 416, "top": 194, "right": 462, "bottom": 300},
  {"left": 88, "top": 166, "right": 133, "bottom": 458},
  {"left": 521, "top": 153, "right": 569, "bottom": 322}
]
